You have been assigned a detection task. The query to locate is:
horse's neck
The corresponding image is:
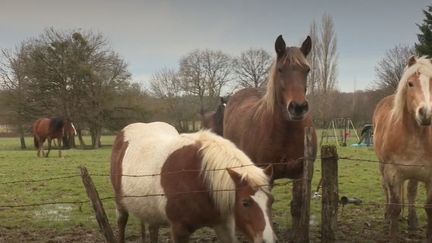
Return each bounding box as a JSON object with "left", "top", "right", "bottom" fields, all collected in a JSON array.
[{"left": 254, "top": 103, "right": 290, "bottom": 138}]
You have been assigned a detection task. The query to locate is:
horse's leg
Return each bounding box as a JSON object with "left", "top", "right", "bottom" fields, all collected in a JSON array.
[
  {"left": 117, "top": 209, "right": 129, "bottom": 243},
  {"left": 387, "top": 177, "right": 402, "bottom": 242},
  {"left": 140, "top": 221, "right": 146, "bottom": 243},
  {"left": 45, "top": 138, "right": 52, "bottom": 157},
  {"left": 290, "top": 178, "right": 303, "bottom": 235},
  {"left": 37, "top": 138, "right": 42, "bottom": 157},
  {"left": 148, "top": 224, "right": 159, "bottom": 243},
  {"left": 170, "top": 223, "right": 190, "bottom": 243},
  {"left": 425, "top": 182, "right": 432, "bottom": 241},
  {"left": 40, "top": 138, "right": 46, "bottom": 157},
  {"left": 57, "top": 138, "right": 62, "bottom": 157},
  {"left": 382, "top": 178, "right": 390, "bottom": 221},
  {"left": 407, "top": 179, "right": 418, "bottom": 231},
  {"left": 214, "top": 220, "right": 237, "bottom": 243}
]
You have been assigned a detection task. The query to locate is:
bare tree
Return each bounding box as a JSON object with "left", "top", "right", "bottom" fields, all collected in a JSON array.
[
  {"left": 307, "top": 21, "right": 321, "bottom": 95},
  {"left": 307, "top": 14, "right": 338, "bottom": 125},
  {"left": 374, "top": 44, "right": 415, "bottom": 94},
  {"left": 318, "top": 14, "right": 338, "bottom": 93},
  {"left": 150, "top": 68, "right": 189, "bottom": 129},
  {"left": 233, "top": 48, "right": 272, "bottom": 88},
  {"left": 179, "top": 49, "right": 232, "bottom": 114},
  {"left": 150, "top": 68, "right": 182, "bottom": 98}
]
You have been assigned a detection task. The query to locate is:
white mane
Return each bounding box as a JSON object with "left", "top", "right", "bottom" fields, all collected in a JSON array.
[
  {"left": 392, "top": 56, "right": 432, "bottom": 120},
  {"left": 181, "top": 130, "right": 270, "bottom": 216}
]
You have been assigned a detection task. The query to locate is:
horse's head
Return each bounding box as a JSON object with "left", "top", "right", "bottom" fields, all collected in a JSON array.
[
  {"left": 274, "top": 35, "right": 311, "bottom": 121},
  {"left": 227, "top": 166, "right": 276, "bottom": 243},
  {"left": 397, "top": 56, "right": 432, "bottom": 126},
  {"left": 64, "top": 118, "right": 77, "bottom": 136}
]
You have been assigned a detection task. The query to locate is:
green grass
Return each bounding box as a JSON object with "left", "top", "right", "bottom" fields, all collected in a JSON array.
[{"left": 0, "top": 135, "right": 428, "bottom": 242}]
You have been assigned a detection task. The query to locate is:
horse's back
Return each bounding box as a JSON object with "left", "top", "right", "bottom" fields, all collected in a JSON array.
[
  {"left": 226, "top": 88, "right": 263, "bottom": 110},
  {"left": 32, "top": 118, "right": 51, "bottom": 138},
  {"left": 111, "top": 122, "right": 191, "bottom": 224},
  {"left": 224, "top": 88, "right": 263, "bottom": 139}
]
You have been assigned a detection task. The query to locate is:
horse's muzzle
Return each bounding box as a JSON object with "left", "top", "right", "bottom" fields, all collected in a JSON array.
[
  {"left": 287, "top": 101, "right": 309, "bottom": 120},
  {"left": 417, "top": 106, "right": 432, "bottom": 126}
]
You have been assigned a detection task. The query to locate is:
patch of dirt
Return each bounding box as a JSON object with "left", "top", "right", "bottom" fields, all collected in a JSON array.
[{"left": 0, "top": 220, "right": 427, "bottom": 243}]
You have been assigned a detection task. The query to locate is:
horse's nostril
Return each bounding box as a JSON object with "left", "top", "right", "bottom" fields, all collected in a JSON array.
[
  {"left": 419, "top": 107, "right": 426, "bottom": 116},
  {"left": 301, "top": 102, "right": 309, "bottom": 112},
  {"left": 292, "top": 102, "right": 308, "bottom": 115}
]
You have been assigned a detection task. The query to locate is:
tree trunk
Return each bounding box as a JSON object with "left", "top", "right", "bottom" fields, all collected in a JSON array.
[
  {"left": 90, "top": 126, "right": 102, "bottom": 149},
  {"left": 96, "top": 127, "right": 102, "bottom": 148},
  {"left": 77, "top": 129, "right": 86, "bottom": 148},
  {"left": 18, "top": 124, "right": 26, "bottom": 150}
]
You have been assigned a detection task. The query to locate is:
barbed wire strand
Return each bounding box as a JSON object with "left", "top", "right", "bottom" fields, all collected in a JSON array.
[
  {"left": 0, "top": 158, "right": 307, "bottom": 184},
  {"left": 0, "top": 181, "right": 295, "bottom": 208}
]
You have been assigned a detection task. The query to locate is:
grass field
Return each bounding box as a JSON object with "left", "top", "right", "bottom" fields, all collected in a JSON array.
[{"left": 0, "top": 133, "right": 428, "bottom": 242}]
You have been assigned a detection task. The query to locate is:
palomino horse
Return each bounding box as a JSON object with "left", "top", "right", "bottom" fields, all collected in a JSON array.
[
  {"left": 373, "top": 56, "right": 432, "bottom": 241},
  {"left": 202, "top": 96, "right": 229, "bottom": 136},
  {"left": 32, "top": 117, "right": 77, "bottom": 157},
  {"left": 110, "top": 122, "right": 276, "bottom": 243},
  {"left": 223, "top": 35, "right": 317, "bottom": 233}
]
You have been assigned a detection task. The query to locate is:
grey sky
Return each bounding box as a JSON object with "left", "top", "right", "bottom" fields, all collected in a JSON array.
[{"left": 0, "top": 0, "right": 430, "bottom": 91}]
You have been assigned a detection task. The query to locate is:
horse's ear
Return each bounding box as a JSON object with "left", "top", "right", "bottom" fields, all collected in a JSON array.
[
  {"left": 227, "top": 168, "right": 246, "bottom": 187},
  {"left": 300, "top": 36, "right": 312, "bottom": 56},
  {"left": 408, "top": 56, "right": 416, "bottom": 67},
  {"left": 263, "top": 164, "right": 274, "bottom": 179},
  {"left": 275, "top": 35, "right": 286, "bottom": 58}
]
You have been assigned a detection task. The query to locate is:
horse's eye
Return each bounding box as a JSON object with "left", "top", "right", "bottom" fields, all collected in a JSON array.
[
  {"left": 408, "top": 82, "right": 414, "bottom": 87},
  {"left": 242, "top": 199, "right": 253, "bottom": 208},
  {"left": 278, "top": 68, "right": 283, "bottom": 73}
]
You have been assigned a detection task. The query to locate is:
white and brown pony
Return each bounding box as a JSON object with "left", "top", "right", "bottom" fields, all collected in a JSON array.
[
  {"left": 110, "top": 122, "right": 276, "bottom": 243},
  {"left": 373, "top": 56, "right": 432, "bottom": 241},
  {"left": 223, "top": 35, "right": 317, "bottom": 232}
]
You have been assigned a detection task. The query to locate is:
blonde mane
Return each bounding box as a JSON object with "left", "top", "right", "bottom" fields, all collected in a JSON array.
[
  {"left": 392, "top": 56, "right": 432, "bottom": 120},
  {"left": 259, "top": 48, "right": 310, "bottom": 115},
  {"left": 180, "top": 130, "right": 270, "bottom": 216}
]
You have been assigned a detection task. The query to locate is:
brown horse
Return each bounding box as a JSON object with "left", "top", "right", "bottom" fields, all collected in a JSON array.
[
  {"left": 223, "top": 35, "right": 317, "bottom": 235},
  {"left": 110, "top": 122, "right": 276, "bottom": 243},
  {"left": 373, "top": 56, "right": 432, "bottom": 241},
  {"left": 202, "top": 97, "right": 228, "bottom": 136},
  {"left": 32, "top": 117, "right": 77, "bottom": 157}
]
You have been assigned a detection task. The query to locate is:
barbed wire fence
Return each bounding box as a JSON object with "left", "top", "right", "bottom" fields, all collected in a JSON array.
[{"left": 1, "top": 145, "right": 430, "bottom": 242}]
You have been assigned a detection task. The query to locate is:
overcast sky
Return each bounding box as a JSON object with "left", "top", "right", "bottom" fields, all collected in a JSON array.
[{"left": 0, "top": 0, "right": 430, "bottom": 92}]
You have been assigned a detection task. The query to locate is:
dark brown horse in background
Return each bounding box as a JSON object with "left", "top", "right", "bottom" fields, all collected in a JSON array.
[
  {"left": 202, "top": 97, "right": 228, "bottom": 136},
  {"left": 32, "top": 117, "right": 77, "bottom": 157},
  {"left": 223, "top": 35, "right": 317, "bottom": 236}
]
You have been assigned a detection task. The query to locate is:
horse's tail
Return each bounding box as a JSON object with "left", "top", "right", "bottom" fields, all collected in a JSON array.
[{"left": 34, "top": 135, "right": 39, "bottom": 148}]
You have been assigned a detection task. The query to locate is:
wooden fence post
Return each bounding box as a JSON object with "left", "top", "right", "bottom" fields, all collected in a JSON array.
[
  {"left": 321, "top": 145, "right": 339, "bottom": 243},
  {"left": 80, "top": 166, "right": 116, "bottom": 243},
  {"left": 295, "top": 127, "right": 314, "bottom": 242}
]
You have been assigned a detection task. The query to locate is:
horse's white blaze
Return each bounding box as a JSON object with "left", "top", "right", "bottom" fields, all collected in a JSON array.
[
  {"left": 420, "top": 74, "right": 432, "bottom": 117},
  {"left": 70, "top": 123, "right": 77, "bottom": 136},
  {"left": 251, "top": 190, "right": 275, "bottom": 242}
]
